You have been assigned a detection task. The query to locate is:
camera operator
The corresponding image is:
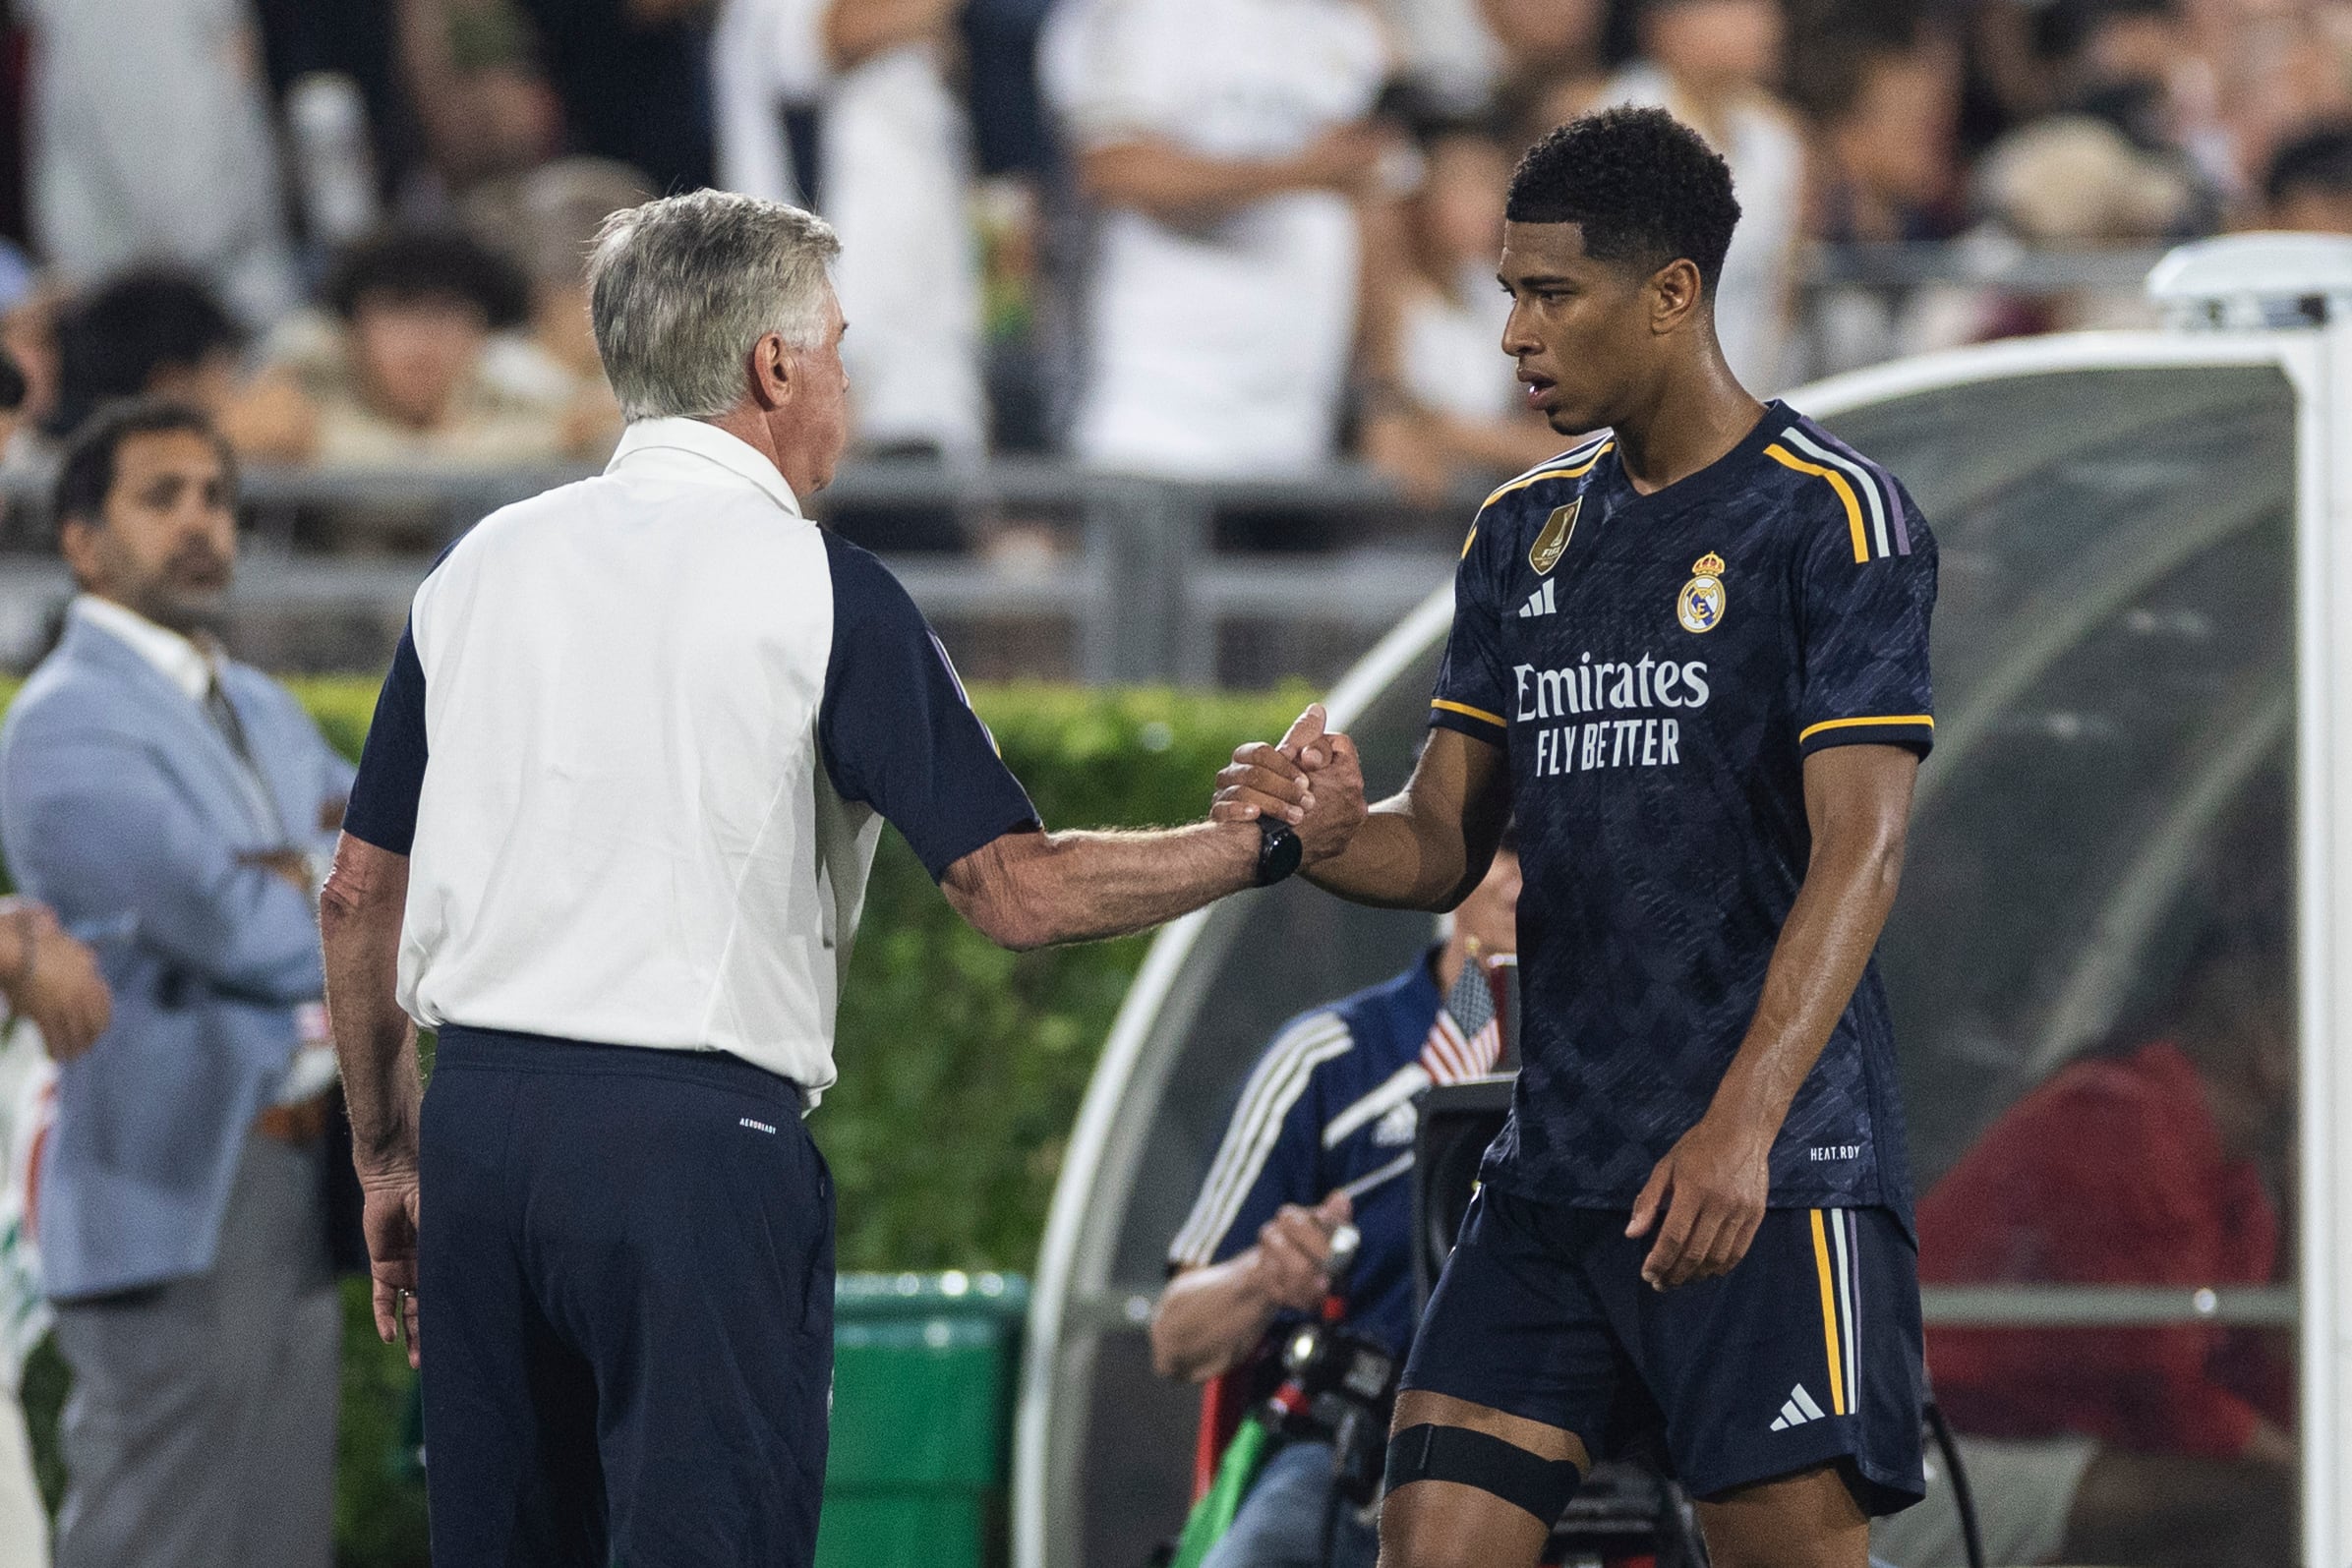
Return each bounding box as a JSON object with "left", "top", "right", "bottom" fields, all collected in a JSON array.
[{"left": 1153, "top": 837, "right": 1521, "bottom": 1568}]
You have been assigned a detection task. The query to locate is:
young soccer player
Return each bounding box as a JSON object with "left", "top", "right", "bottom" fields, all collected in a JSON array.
[{"left": 1215, "top": 106, "right": 1935, "bottom": 1568}]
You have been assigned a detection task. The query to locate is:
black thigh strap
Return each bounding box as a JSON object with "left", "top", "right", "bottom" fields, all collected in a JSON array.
[{"left": 1384, "top": 1423, "right": 1582, "bottom": 1524}]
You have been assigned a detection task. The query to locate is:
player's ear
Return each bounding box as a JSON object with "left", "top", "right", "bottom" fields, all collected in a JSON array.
[{"left": 1647, "top": 258, "right": 1705, "bottom": 336}]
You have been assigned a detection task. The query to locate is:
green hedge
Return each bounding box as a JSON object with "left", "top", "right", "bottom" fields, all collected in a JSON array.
[{"left": 9, "top": 676, "right": 1312, "bottom": 1564}]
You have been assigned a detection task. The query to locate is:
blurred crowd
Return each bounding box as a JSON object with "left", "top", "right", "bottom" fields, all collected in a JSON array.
[{"left": 0, "top": 0, "right": 2347, "bottom": 517}]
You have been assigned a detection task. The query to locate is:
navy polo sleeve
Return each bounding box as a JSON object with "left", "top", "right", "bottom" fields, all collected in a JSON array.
[
  {"left": 1795, "top": 479, "right": 1938, "bottom": 758},
  {"left": 1428, "top": 511, "right": 1512, "bottom": 745},
  {"left": 817, "top": 534, "right": 1039, "bottom": 880},
  {"left": 343, "top": 622, "right": 429, "bottom": 854}
]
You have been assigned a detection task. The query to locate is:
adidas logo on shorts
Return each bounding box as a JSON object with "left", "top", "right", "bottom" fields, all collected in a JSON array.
[{"left": 1769, "top": 1384, "right": 1828, "bottom": 1431}]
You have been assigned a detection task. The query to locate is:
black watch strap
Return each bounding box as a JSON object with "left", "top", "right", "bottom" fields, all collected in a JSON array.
[{"left": 1255, "top": 819, "right": 1303, "bottom": 887}]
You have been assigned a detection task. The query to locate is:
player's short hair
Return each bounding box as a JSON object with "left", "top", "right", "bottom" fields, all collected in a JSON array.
[
  {"left": 1505, "top": 107, "right": 1741, "bottom": 292},
  {"left": 53, "top": 398, "right": 235, "bottom": 534},
  {"left": 587, "top": 190, "right": 842, "bottom": 423}
]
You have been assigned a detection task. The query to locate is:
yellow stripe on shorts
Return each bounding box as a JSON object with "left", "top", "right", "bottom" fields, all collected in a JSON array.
[{"left": 1809, "top": 1209, "right": 1848, "bottom": 1417}]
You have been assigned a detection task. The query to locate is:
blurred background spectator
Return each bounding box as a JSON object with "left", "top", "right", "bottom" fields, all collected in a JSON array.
[
  {"left": 1360, "top": 114, "right": 1563, "bottom": 500},
  {"left": 48, "top": 272, "right": 317, "bottom": 468},
  {"left": 1, "top": 0, "right": 2347, "bottom": 498},
  {"left": 458, "top": 157, "right": 652, "bottom": 455},
  {"left": 713, "top": 0, "right": 991, "bottom": 459},
  {"left": 19, "top": 0, "right": 302, "bottom": 329},
  {"left": 1885, "top": 934, "right": 2298, "bottom": 1568},
  {"left": 0, "top": 0, "right": 2338, "bottom": 602},
  {"left": 1595, "top": 0, "right": 1806, "bottom": 389},
  {"left": 1038, "top": 0, "right": 1394, "bottom": 480},
  {"left": 2266, "top": 118, "right": 2352, "bottom": 229},
  {"left": 264, "top": 228, "right": 585, "bottom": 471}
]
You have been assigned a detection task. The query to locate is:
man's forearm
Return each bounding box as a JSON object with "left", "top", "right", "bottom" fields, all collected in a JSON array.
[
  {"left": 946, "top": 823, "right": 1258, "bottom": 950},
  {"left": 1303, "top": 799, "right": 1471, "bottom": 911},
  {"left": 320, "top": 835, "right": 420, "bottom": 1175},
  {"left": 1152, "top": 1257, "right": 1279, "bottom": 1382},
  {"left": 1078, "top": 143, "right": 1314, "bottom": 224}
]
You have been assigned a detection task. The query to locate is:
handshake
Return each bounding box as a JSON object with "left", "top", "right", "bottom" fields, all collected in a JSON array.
[{"left": 1210, "top": 703, "right": 1372, "bottom": 871}]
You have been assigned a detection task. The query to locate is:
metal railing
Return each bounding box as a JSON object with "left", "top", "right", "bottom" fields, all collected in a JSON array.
[{"left": 0, "top": 460, "right": 1476, "bottom": 686}]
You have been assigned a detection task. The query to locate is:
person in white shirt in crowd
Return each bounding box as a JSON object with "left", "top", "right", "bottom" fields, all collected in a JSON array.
[
  {"left": 1596, "top": 0, "right": 1805, "bottom": 392},
  {"left": 461, "top": 157, "right": 659, "bottom": 462},
  {"left": 1039, "top": 0, "right": 1396, "bottom": 478},
  {"left": 20, "top": 0, "right": 300, "bottom": 329},
  {"left": 714, "top": 0, "right": 990, "bottom": 459},
  {"left": 1363, "top": 116, "right": 1575, "bottom": 501}
]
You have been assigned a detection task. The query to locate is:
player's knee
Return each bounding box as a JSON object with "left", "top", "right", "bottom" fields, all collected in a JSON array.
[{"left": 1378, "top": 1423, "right": 1578, "bottom": 1568}]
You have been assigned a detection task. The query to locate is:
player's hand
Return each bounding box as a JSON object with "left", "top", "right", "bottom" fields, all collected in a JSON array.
[
  {"left": 1294, "top": 730, "right": 1367, "bottom": 866},
  {"left": 1626, "top": 1112, "right": 1772, "bottom": 1291},
  {"left": 360, "top": 1163, "right": 424, "bottom": 1369},
  {"left": 1211, "top": 704, "right": 1336, "bottom": 827},
  {"left": 1251, "top": 1191, "right": 1353, "bottom": 1313}
]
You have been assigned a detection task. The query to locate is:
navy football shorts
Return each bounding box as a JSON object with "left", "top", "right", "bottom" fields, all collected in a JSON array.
[{"left": 1400, "top": 1186, "right": 1925, "bottom": 1513}]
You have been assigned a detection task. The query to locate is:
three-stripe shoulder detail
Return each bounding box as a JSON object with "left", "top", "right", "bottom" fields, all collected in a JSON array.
[
  {"left": 1477, "top": 436, "right": 1615, "bottom": 514},
  {"left": 1166, "top": 1013, "right": 1356, "bottom": 1267},
  {"left": 1766, "top": 427, "right": 1911, "bottom": 563}
]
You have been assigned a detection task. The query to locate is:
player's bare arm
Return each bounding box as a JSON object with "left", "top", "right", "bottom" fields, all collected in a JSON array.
[
  {"left": 1628, "top": 743, "right": 1919, "bottom": 1291},
  {"left": 320, "top": 832, "right": 424, "bottom": 1365},
  {"left": 945, "top": 705, "right": 1363, "bottom": 950},
  {"left": 1211, "top": 726, "right": 1505, "bottom": 913}
]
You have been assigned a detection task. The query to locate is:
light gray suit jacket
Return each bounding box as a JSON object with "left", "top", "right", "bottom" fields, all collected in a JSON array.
[{"left": 0, "top": 616, "right": 352, "bottom": 1301}]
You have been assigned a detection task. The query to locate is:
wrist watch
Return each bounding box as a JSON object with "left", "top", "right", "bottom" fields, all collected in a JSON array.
[{"left": 1255, "top": 818, "right": 1303, "bottom": 887}]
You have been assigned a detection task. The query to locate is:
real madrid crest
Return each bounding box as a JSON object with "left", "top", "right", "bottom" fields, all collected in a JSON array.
[
  {"left": 1528, "top": 500, "right": 1580, "bottom": 576},
  {"left": 1677, "top": 552, "right": 1727, "bottom": 634}
]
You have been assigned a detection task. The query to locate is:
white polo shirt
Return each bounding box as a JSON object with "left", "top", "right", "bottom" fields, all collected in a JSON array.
[{"left": 341, "top": 418, "right": 1036, "bottom": 1103}]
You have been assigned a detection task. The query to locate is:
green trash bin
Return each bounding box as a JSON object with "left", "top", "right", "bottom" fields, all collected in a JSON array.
[{"left": 817, "top": 1270, "right": 1029, "bottom": 1568}]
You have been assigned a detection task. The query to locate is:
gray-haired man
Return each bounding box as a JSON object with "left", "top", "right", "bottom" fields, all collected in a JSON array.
[{"left": 320, "top": 191, "right": 1365, "bottom": 1566}]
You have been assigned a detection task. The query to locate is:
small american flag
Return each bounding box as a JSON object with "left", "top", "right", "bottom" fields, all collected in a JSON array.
[{"left": 1421, "top": 956, "right": 1509, "bottom": 1084}]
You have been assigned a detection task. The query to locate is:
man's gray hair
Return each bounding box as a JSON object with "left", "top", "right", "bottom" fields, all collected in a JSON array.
[{"left": 587, "top": 191, "right": 841, "bottom": 422}]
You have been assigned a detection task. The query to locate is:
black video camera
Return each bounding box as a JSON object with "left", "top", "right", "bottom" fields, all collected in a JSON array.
[{"left": 1260, "top": 1226, "right": 1400, "bottom": 1506}]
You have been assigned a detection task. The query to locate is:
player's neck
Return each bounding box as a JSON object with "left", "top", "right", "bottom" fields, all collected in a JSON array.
[{"left": 1612, "top": 355, "right": 1767, "bottom": 497}]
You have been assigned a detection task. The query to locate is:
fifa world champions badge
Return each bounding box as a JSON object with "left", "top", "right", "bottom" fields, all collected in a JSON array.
[
  {"left": 1528, "top": 499, "right": 1580, "bottom": 575},
  {"left": 1677, "top": 552, "right": 1727, "bottom": 634}
]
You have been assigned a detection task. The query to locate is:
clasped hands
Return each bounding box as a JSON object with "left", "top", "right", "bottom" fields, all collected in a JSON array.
[{"left": 1209, "top": 703, "right": 1368, "bottom": 866}]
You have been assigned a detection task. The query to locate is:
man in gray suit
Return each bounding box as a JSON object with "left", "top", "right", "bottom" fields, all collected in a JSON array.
[{"left": 0, "top": 399, "right": 354, "bottom": 1568}]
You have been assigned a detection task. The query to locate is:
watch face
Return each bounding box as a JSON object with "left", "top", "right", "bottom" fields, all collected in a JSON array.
[{"left": 1260, "top": 822, "right": 1304, "bottom": 885}]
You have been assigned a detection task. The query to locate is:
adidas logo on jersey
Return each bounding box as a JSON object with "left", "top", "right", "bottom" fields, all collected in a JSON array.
[
  {"left": 1769, "top": 1384, "right": 1829, "bottom": 1431},
  {"left": 1517, "top": 579, "right": 1558, "bottom": 618},
  {"left": 1372, "top": 1101, "right": 1419, "bottom": 1147}
]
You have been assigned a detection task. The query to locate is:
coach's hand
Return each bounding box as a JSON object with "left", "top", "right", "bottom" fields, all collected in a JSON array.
[
  {"left": 1252, "top": 1191, "right": 1353, "bottom": 1313},
  {"left": 1626, "top": 1112, "right": 1772, "bottom": 1291},
  {"left": 1210, "top": 705, "right": 1368, "bottom": 864},
  {"left": 361, "top": 1164, "right": 423, "bottom": 1368}
]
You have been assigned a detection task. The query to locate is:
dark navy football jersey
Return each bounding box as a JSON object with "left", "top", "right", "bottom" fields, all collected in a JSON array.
[{"left": 1428, "top": 401, "right": 1935, "bottom": 1219}]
